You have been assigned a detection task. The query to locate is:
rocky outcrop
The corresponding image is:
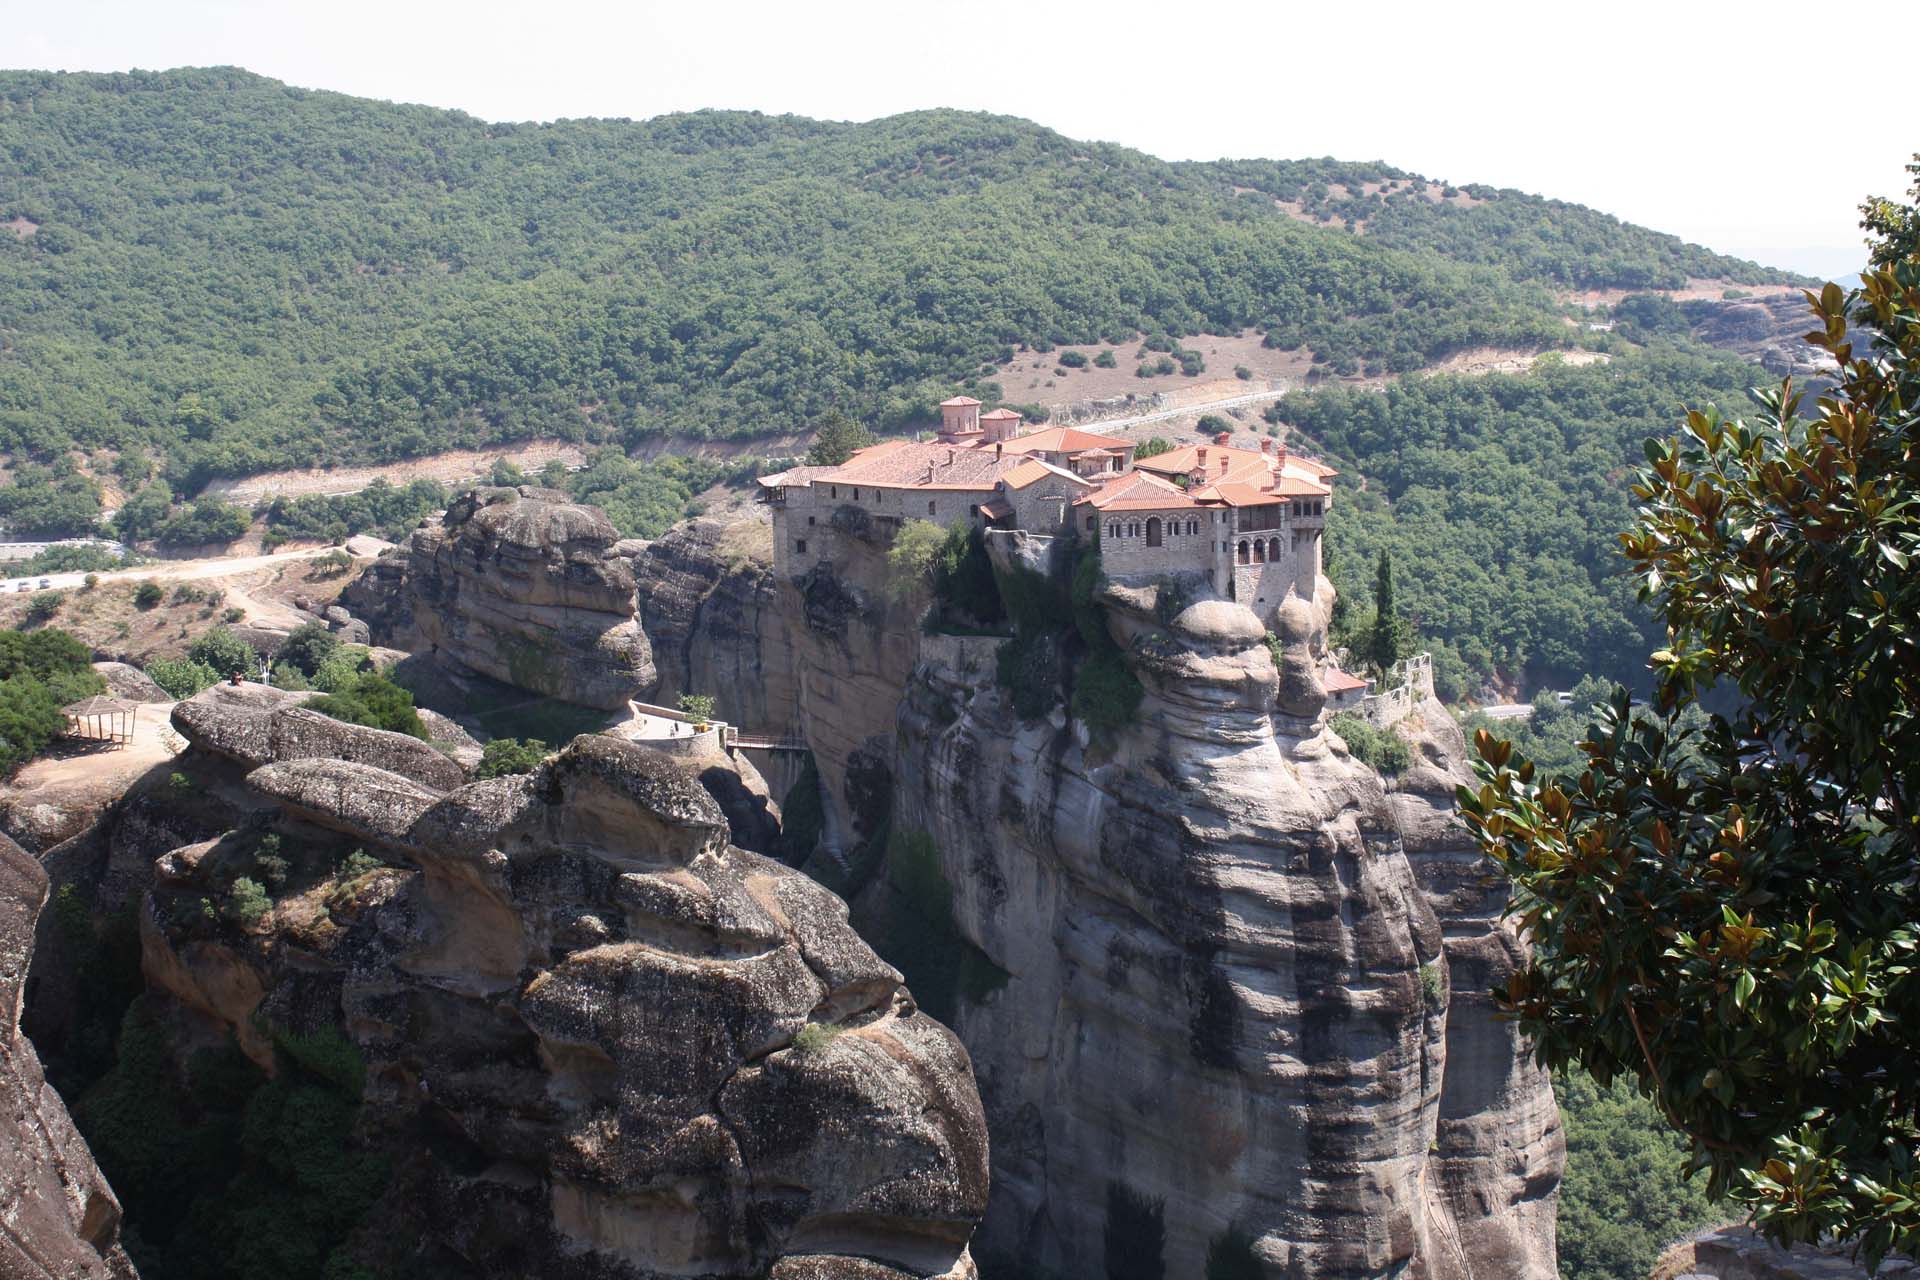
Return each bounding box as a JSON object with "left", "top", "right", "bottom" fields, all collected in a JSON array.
[
  {"left": 90, "top": 662, "right": 170, "bottom": 704},
  {"left": 1, "top": 832, "right": 138, "bottom": 1279},
  {"left": 138, "top": 735, "right": 989, "bottom": 1278},
  {"left": 344, "top": 487, "right": 654, "bottom": 710},
  {"left": 629, "top": 520, "right": 798, "bottom": 737},
  {"left": 873, "top": 568, "right": 1559, "bottom": 1277},
  {"left": 171, "top": 681, "right": 468, "bottom": 791},
  {"left": 1653, "top": 1226, "right": 1913, "bottom": 1279}
]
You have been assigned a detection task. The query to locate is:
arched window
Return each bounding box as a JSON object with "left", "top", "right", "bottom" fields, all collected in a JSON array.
[
  {"left": 830, "top": 486, "right": 838, "bottom": 499},
  {"left": 852, "top": 488, "right": 860, "bottom": 501},
  {"left": 1189, "top": 519, "right": 1199, "bottom": 535},
  {"left": 1237, "top": 540, "right": 1250, "bottom": 564},
  {"left": 1108, "top": 521, "right": 1120, "bottom": 540},
  {"left": 1269, "top": 538, "right": 1281, "bottom": 562},
  {"left": 1253, "top": 539, "right": 1266, "bottom": 562},
  {"left": 1146, "top": 517, "right": 1162, "bottom": 547}
]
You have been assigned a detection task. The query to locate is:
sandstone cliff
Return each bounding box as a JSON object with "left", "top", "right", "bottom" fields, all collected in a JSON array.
[
  {"left": 124, "top": 713, "right": 989, "bottom": 1278},
  {"left": 635, "top": 504, "right": 1565, "bottom": 1278},
  {"left": 345, "top": 487, "right": 654, "bottom": 710},
  {"left": 629, "top": 519, "right": 799, "bottom": 740},
  {"left": 877, "top": 572, "right": 1561, "bottom": 1277},
  {"left": 1, "top": 831, "right": 138, "bottom": 1279}
]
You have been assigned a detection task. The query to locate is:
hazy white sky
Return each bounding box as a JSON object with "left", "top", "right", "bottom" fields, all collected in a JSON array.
[{"left": 13, "top": 0, "right": 1915, "bottom": 278}]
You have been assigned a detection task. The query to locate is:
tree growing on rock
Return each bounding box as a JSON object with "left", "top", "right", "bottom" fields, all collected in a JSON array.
[{"left": 1461, "top": 227, "right": 1920, "bottom": 1263}]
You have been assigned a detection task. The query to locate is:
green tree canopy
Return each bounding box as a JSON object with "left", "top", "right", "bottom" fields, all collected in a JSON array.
[
  {"left": 804, "top": 411, "right": 877, "bottom": 467},
  {"left": 1462, "top": 254, "right": 1920, "bottom": 1263}
]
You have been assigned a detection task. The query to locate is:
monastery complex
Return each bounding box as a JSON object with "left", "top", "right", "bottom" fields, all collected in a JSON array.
[{"left": 761, "top": 396, "right": 1340, "bottom": 621}]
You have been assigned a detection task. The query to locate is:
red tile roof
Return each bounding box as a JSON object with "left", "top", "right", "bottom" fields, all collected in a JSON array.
[
  {"left": 1002, "top": 426, "right": 1134, "bottom": 455},
  {"left": 1076, "top": 470, "right": 1203, "bottom": 511},
  {"left": 939, "top": 395, "right": 983, "bottom": 407},
  {"left": 979, "top": 407, "right": 1022, "bottom": 421},
  {"left": 1323, "top": 668, "right": 1370, "bottom": 692},
  {"left": 1137, "top": 441, "right": 1334, "bottom": 498}
]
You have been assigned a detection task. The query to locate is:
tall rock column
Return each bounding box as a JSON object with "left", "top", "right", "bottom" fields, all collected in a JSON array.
[{"left": 1, "top": 832, "right": 138, "bottom": 1279}]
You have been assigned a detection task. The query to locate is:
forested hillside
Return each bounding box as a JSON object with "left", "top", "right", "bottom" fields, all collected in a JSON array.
[
  {"left": 1280, "top": 342, "right": 1770, "bottom": 694},
  {"left": 0, "top": 68, "right": 1793, "bottom": 489}
]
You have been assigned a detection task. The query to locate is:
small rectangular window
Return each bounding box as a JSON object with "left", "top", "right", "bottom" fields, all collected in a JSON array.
[
  {"left": 929, "top": 500, "right": 937, "bottom": 515},
  {"left": 807, "top": 516, "right": 816, "bottom": 526},
  {"left": 794, "top": 539, "right": 807, "bottom": 554}
]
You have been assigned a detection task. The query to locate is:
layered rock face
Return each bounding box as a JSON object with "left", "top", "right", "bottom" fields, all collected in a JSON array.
[
  {"left": 1, "top": 832, "right": 138, "bottom": 1279},
  {"left": 139, "top": 721, "right": 989, "bottom": 1278},
  {"left": 881, "top": 574, "right": 1561, "bottom": 1277},
  {"left": 629, "top": 519, "right": 799, "bottom": 738},
  {"left": 347, "top": 487, "right": 654, "bottom": 710}
]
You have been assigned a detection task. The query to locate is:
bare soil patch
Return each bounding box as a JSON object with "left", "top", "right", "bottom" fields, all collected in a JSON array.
[
  {"left": 1, "top": 700, "right": 182, "bottom": 823},
  {"left": 997, "top": 331, "right": 1318, "bottom": 417},
  {"left": 0, "top": 544, "right": 382, "bottom": 664},
  {"left": 4, "top": 216, "right": 37, "bottom": 239},
  {"left": 1562, "top": 279, "right": 1805, "bottom": 309}
]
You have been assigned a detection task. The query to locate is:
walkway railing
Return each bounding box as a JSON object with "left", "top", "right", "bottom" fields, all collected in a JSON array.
[{"left": 727, "top": 730, "right": 809, "bottom": 752}]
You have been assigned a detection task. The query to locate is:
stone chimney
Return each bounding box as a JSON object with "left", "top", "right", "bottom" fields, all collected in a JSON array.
[
  {"left": 1260, "top": 438, "right": 1272, "bottom": 456},
  {"left": 1196, "top": 446, "right": 1209, "bottom": 476},
  {"left": 1215, "top": 432, "right": 1232, "bottom": 446}
]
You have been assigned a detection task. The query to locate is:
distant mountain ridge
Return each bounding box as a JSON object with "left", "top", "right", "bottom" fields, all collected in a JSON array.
[{"left": 0, "top": 67, "right": 1803, "bottom": 485}]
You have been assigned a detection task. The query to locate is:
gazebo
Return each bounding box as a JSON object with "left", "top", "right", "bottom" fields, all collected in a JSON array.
[{"left": 61, "top": 695, "right": 138, "bottom": 748}]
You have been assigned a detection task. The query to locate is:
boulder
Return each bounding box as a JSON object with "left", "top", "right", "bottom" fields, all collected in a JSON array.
[
  {"left": 91, "top": 661, "right": 170, "bottom": 704},
  {"left": 171, "top": 681, "right": 467, "bottom": 791}
]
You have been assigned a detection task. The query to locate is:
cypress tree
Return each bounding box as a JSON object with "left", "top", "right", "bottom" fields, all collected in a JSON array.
[{"left": 1372, "top": 549, "right": 1399, "bottom": 672}]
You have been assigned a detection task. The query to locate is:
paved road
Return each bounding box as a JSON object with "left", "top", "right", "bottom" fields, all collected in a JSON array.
[
  {"left": 1478, "top": 703, "right": 1535, "bottom": 721},
  {"left": 0, "top": 534, "right": 391, "bottom": 595},
  {"left": 1079, "top": 386, "right": 1290, "bottom": 434}
]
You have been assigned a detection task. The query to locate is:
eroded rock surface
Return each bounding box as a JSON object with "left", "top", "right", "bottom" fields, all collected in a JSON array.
[
  {"left": 172, "top": 681, "right": 468, "bottom": 791},
  {"left": 140, "top": 734, "right": 988, "bottom": 1278},
  {"left": 877, "top": 572, "right": 1561, "bottom": 1277},
  {"left": 1, "top": 832, "right": 138, "bottom": 1279},
  {"left": 347, "top": 487, "right": 655, "bottom": 709},
  {"left": 629, "top": 519, "right": 798, "bottom": 737}
]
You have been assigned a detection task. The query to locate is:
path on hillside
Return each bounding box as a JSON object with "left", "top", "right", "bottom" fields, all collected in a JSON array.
[
  {"left": 1080, "top": 386, "right": 1289, "bottom": 434},
  {"left": 0, "top": 535, "right": 391, "bottom": 594}
]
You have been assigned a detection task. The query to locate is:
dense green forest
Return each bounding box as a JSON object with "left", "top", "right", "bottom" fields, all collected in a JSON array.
[
  {"left": 1555, "top": 1070, "right": 1724, "bottom": 1280},
  {"left": 1279, "top": 342, "right": 1771, "bottom": 694},
  {"left": 1209, "top": 157, "right": 1800, "bottom": 291},
  {"left": 0, "top": 68, "right": 1793, "bottom": 492}
]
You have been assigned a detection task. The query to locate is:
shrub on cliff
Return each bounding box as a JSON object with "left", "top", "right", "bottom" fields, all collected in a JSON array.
[
  {"left": 476, "top": 737, "right": 550, "bottom": 779},
  {"left": 886, "top": 519, "right": 947, "bottom": 601},
  {"left": 1329, "top": 712, "right": 1410, "bottom": 773},
  {"left": 932, "top": 524, "right": 1005, "bottom": 626},
  {"left": 1103, "top": 1181, "right": 1166, "bottom": 1280},
  {"left": 305, "top": 670, "right": 427, "bottom": 740},
  {"left": 0, "top": 625, "right": 108, "bottom": 771}
]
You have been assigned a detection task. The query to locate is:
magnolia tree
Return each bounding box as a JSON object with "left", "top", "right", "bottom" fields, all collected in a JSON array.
[{"left": 1463, "top": 180, "right": 1920, "bottom": 1264}]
